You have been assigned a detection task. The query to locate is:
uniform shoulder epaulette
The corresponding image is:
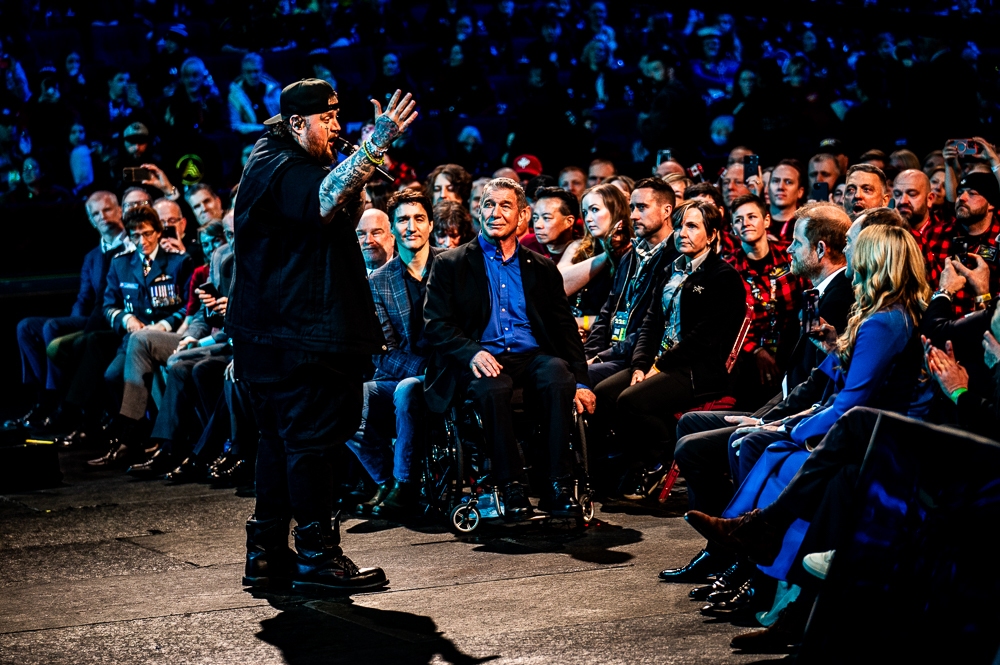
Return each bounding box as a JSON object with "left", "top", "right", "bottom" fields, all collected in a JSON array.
[{"left": 113, "top": 247, "right": 136, "bottom": 259}]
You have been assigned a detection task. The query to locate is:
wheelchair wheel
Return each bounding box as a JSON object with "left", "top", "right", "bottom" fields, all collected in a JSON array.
[
  {"left": 579, "top": 492, "right": 596, "bottom": 524},
  {"left": 450, "top": 502, "right": 481, "bottom": 534}
]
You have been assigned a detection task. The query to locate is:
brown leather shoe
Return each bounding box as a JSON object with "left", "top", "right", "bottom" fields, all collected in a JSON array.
[{"left": 684, "top": 509, "right": 783, "bottom": 566}]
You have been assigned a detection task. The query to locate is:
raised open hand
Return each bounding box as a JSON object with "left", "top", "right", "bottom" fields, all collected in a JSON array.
[{"left": 370, "top": 90, "right": 418, "bottom": 151}]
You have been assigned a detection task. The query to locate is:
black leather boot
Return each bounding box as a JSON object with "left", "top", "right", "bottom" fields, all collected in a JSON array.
[
  {"left": 243, "top": 515, "right": 295, "bottom": 590},
  {"left": 291, "top": 517, "right": 388, "bottom": 593},
  {"left": 165, "top": 457, "right": 207, "bottom": 483},
  {"left": 538, "top": 478, "right": 583, "bottom": 517},
  {"left": 371, "top": 479, "right": 420, "bottom": 519},
  {"left": 356, "top": 481, "right": 391, "bottom": 516}
]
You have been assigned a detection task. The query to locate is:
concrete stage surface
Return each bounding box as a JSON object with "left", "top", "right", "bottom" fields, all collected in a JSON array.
[{"left": 1, "top": 449, "right": 782, "bottom": 664}]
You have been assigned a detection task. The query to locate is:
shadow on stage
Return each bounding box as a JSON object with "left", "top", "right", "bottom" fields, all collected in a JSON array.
[{"left": 253, "top": 592, "right": 497, "bottom": 665}]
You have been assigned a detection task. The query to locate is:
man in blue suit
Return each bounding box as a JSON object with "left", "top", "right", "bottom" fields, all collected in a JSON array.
[
  {"left": 348, "top": 190, "right": 440, "bottom": 519},
  {"left": 4, "top": 192, "right": 129, "bottom": 430},
  {"left": 88, "top": 204, "right": 193, "bottom": 466}
]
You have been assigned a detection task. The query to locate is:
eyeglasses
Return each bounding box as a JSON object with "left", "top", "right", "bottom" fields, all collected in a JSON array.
[
  {"left": 129, "top": 230, "right": 158, "bottom": 241},
  {"left": 160, "top": 217, "right": 183, "bottom": 226},
  {"left": 124, "top": 201, "right": 151, "bottom": 209}
]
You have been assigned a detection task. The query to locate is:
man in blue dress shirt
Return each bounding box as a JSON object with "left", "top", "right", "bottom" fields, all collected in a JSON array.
[{"left": 423, "top": 177, "right": 596, "bottom": 519}]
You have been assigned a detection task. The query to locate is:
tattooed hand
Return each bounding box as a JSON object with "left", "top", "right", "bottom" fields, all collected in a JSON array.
[
  {"left": 370, "top": 90, "right": 418, "bottom": 151},
  {"left": 318, "top": 90, "right": 417, "bottom": 219}
]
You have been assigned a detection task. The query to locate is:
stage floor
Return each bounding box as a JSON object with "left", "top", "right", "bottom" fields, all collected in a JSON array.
[{"left": 1, "top": 448, "right": 779, "bottom": 664}]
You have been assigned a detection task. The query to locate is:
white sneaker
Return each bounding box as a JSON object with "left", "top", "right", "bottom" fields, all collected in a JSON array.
[{"left": 802, "top": 549, "right": 835, "bottom": 580}]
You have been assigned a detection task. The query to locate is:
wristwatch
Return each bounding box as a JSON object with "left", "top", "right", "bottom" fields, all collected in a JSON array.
[{"left": 931, "top": 289, "right": 954, "bottom": 301}]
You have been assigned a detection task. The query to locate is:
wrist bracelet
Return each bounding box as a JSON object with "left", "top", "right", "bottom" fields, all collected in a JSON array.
[
  {"left": 932, "top": 289, "right": 953, "bottom": 301},
  {"left": 975, "top": 293, "right": 993, "bottom": 304},
  {"left": 949, "top": 387, "right": 969, "bottom": 404},
  {"left": 362, "top": 140, "right": 385, "bottom": 166},
  {"left": 992, "top": 164, "right": 1000, "bottom": 174}
]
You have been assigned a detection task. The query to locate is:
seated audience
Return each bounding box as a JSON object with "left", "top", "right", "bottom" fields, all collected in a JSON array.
[
  {"left": 87, "top": 204, "right": 193, "bottom": 466},
  {"left": 423, "top": 177, "right": 596, "bottom": 520},
  {"left": 356, "top": 208, "right": 396, "bottom": 274},
  {"left": 593, "top": 199, "right": 746, "bottom": 500},
  {"left": 521, "top": 187, "right": 579, "bottom": 261},
  {"left": 585, "top": 178, "right": 678, "bottom": 385},
  {"left": 348, "top": 190, "right": 439, "bottom": 519}
]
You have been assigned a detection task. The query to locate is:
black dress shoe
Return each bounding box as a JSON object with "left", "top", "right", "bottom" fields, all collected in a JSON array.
[
  {"left": 371, "top": 480, "right": 420, "bottom": 520},
  {"left": 165, "top": 457, "right": 207, "bottom": 483},
  {"left": 3, "top": 404, "right": 45, "bottom": 430},
  {"left": 87, "top": 440, "right": 134, "bottom": 467},
  {"left": 730, "top": 597, "right": 810, "bottom": 653},
  {"left": 660, "top": 549, "right": 732, "bottom": 583},
  {"left": 621, "top": 464, "right": 667, "bottom": 501},
  {"left": 210, "top": 456, "right": 254, "bottom": 486},
  {"left": 501, "top": 481, "right": 533, "bottom": 521},
  {"left": 127, "top": 447, "right": 173, "bottom": 477},
  {"left": 537, "top": 479, "right": 582, "bottom": 517},
  {"left": 689, "top": 560, "right": 752, "bottom": 600},
  {"left": 57, "top": 429, "right": 87, "bottom": 448},
  {"left": 704, "top": 576, "right": 757, "bottom": 611},
  {"left": 355, "top": 482, "right": 391, "bottom": 515}
]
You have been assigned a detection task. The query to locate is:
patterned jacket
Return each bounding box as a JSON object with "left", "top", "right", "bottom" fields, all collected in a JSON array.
[
  {"left": 921, "top": 213, "right": 1000, "bottom": 316},
  {"left": 369, "top": 248, "right": 444, "bottom": 381},
  {"left": 725, "top": 243, "right": 803, "bottom": 364}
]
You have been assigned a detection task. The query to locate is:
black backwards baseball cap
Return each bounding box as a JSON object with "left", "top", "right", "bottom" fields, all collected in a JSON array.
[
  {"left": 263, "top": 78, "right": 339, "bottom": 126},
  {"left": 958, "top": 172, "right": 1000, "bottom": 210}
]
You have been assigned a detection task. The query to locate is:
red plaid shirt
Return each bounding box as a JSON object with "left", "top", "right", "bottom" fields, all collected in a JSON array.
[
  {"left": 725, "top": 243, "right": 803, "bottom": 357},
  {"left": 921, "top": 212, "right": 1000, "bottom": 316}
]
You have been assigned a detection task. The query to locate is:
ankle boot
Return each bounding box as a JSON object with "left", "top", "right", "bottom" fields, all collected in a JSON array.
[
  {"left": 243, "top": 515, "right": 295, "bottom": 589},
  {"left": 356, "top": 481, "right": 391, "bottom": 515},
  {"left": 291, "top": 517, "right": 388, "bottom": 593},
  {"left": 371, "top": 479, "right": 420, "bottom": 519}
]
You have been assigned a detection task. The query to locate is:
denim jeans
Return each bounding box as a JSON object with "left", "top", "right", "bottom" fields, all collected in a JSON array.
[{"left": 346, "top": 376, "right": 425, "bottom": 485}]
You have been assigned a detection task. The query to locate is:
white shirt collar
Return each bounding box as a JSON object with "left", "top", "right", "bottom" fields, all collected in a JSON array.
[
  {"left": 144, "top": 245, "right": 159, "bottom": 262},
  {"left": 814, "top": 266, "right": 846, "bottom": 296}
]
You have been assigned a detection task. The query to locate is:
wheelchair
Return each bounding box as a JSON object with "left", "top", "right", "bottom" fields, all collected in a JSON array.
[{"left": 419, "top": 389, "right": 595, "bottom": 535}]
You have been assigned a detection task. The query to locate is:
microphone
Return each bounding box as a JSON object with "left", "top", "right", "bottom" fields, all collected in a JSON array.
[{"left": 332, "top": 136, "right": 394, "bottom": 182}]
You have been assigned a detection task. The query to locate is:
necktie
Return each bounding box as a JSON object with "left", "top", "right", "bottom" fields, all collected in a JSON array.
[{"left": 142, "top": 256, "right": 152, "bottom": 276}]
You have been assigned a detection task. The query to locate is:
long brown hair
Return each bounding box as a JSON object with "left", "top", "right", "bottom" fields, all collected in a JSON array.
[
  {"left": 573, "top": 183, "right": 633, "bottom": 264},
  {"left": 837, "top": 225, "right": 931, "bottom": 369}
]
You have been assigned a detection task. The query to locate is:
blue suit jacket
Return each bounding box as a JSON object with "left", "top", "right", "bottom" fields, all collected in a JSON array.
[
  {"left": 103, "top": 248, "right": 193, "bottom": 334},
  {"left": 73, "top": 245, "right": 105, "bottom": 318},
  {"left": 369, "top": 248, "right": 443, "bottom": 381}
]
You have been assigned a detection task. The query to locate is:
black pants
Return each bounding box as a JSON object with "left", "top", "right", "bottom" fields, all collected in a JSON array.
[
  {"left": 249, "top": 363, "right": 363, "bottom": 526},
  {"left": 674, "top": 410, "right": 748, "bottom": 516},
  {"left": 593, "top": 367, "right": 695, "bottom": 465},
  {"left": 62, "top": 330, "right": 120, "bottom": 411},
  {"left": 461, "top": 352, "right": 575, "bottom": 484}
]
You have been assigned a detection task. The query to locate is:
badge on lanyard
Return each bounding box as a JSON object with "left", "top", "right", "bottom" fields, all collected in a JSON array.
[
  {"left": 760, "top": 335, "right": 781, "bottom": 354},
  {"left": 611, "top": 311, "right": 629, "bottom": 342},
  {"left": 976, "top": 244, "right": 998, "bottom": 263}
]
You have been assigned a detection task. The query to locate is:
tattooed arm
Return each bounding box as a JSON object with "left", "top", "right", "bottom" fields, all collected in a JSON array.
[{"left": 319, "top": 90, "right": 418, "bottom": 219}]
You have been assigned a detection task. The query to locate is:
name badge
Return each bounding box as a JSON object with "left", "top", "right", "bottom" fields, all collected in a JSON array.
[
  {"left": 120, "top": 282, "right": 139, "bottom": 290},
  {"left": 760, "top": 335, "right": 781, "bottom": 354},
  {"left": 611, "top": 311, "right": 629, "bottom": 342},
  {"left": 976, "top": 245, "right": 998, "bottom": 263}
]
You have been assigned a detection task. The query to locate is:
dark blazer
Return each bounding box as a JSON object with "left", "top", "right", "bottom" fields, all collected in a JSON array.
[
  {"left": 584, "top": 235, "right": 680, "bottom": 364},
  {"left": 423, "top": 240, "right": 588, "bottom": 413},
  {"left": 922, "top": 294, "right": 995, "bottom": 395},
  {"left": 631, "top": 250, "right": 747, "bottom": 396},
  {"left": 73, "top": 245, "right": 104, "bottom": 318},
  {"left": 370, "top": 248, "right": 444, "bottom": 381},
  {"left": 103, "top": 248, "right": 193, "bottom": 334},
  {"left": 787, "top": 268, "right": 854, "bottom": 390}
]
